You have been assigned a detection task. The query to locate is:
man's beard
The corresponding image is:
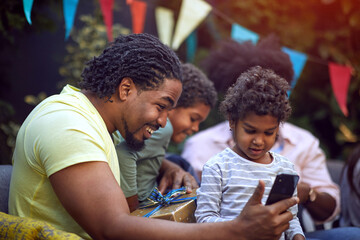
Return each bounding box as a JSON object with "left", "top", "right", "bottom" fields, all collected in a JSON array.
[{"left": 123, "top": 121, "right": 145, "bottom": 151}]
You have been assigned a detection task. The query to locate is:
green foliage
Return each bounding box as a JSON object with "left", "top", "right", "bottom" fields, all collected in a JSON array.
[
  {"left": 0, "top": 101, "right": 19, "bottom": 164},
  {"left": 58, "top": 14, "right": 130, "bottom": 88},
  {"left": 0, "top": 0, "right": 59, "bottom": 44},
  {"left": 11, "top": 0, "right": 355, "bottom": 161},
  {"left": 0, "top": 0, "right": 61, "bottom": 164},
  {"left": 0, "top": 90, "right": 47, "bottom": 165},
  {"left": 24, "top": 92, "right": 48, "bottom": 106}
]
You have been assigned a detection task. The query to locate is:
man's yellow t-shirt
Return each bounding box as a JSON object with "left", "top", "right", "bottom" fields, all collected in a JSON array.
[{"left": 9, "top": 85, "right": 121, "bottom": 239}]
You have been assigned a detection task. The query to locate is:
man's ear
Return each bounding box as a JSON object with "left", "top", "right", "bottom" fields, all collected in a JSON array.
[{"left": 118, "top": 77, "right": 135, "bottom": 101}]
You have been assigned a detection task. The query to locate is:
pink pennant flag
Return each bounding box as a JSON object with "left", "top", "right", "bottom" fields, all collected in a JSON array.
[
  {"left": 328, "top": 62, "right": 353, "bottom": 116},
  {"left": 99, "top": 0, "right": 114, "bottom": 42},
  {"left": 130, "top": 0, "right": 147, "bottom": 34}
]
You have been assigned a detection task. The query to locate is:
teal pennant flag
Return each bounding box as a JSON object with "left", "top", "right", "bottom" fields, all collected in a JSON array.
[
  {"left": 23, "top": 0, "right": 34, "bottom": 24},
  {"left": 282, "top": 47, "right": 308, "bottom": 96},
  {"left": 186, "top": 31, "right": 197, "bottom": 63},
  {"left": 63, "top": 0, "right": 79, "bottom": 40},
  {"left": 231, "top": 23, "right": 259, "bottom": 44}
]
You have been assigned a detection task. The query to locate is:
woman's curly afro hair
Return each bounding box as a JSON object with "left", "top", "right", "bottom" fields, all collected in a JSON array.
[
  {"left": 177, "top": 63, "right": 217, "bottom": 109},
  {"left": 80, "top": 33, "right": 182, "bottom": 99},
  {"left": 202, "top": 34, "right": 294, "bottom": 93},
  {"left": 220, "top": 66, "right": 291, "bottom": 123}
]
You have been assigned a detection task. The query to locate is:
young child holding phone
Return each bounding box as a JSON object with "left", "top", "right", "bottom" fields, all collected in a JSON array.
[{"left": 195, "top": 66, "right": 305, "bottom": 240}]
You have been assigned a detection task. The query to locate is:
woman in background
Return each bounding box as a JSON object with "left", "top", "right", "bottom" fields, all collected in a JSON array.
[{"left": 340, "top": 143, "right": 360, "bottom": 227}]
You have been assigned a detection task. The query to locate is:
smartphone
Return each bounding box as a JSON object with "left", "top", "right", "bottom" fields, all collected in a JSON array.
[{"left": 265, "top": 173, "right": 299, "bottom": 205}]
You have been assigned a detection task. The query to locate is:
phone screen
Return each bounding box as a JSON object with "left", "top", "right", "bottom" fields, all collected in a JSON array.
[{"left": 265, "top": 173, "right": 299, "bottom": 205}]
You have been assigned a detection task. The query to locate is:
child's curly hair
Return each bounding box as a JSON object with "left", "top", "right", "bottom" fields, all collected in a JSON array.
[
  {"left": 177, "top": 63, "right": 217, "bottom": 109},
  {"left": 220, "top": 66, "right": 291, "bottom": 123}
]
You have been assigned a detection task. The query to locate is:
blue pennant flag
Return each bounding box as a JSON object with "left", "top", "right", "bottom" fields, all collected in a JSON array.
[
  {"left": 231, "top": 23, "right": 259, "bottom": 44},
  {"left": 186, "top": 31, "right": 197, "bottom": 63},
  {"left": 23, "top": 0, "right": 34, "bottom": 25},
  {"left": 63, "top": 0, "right": 79, "bottom": 40},
  {"left": 282, "top": 47, "right": 308, "bottom": 96}
]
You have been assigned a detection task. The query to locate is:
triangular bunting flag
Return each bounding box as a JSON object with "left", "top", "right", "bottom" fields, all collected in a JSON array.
[
  {"left": 23, "top": 0, "right": 34, "bottom": 25},
  {"left": 99, "top": 0, "right": 114, "bottom": 42},
  {"left": 186, "top": 31, "right": 197, "bottom": 63},
  {"left": 155, "top": 7, "right": 174, "bottom": 46},
  {"left": 282, "top": 47, "right": 308, "bottom": 96},
  {"left": 130, "top": 0, "right": 147, "bottom": 34},
  {"left": 328, "top": 63, "right": 352, "bottom": 116},
  {"left": 231, "top": 24, "right": 259, "bottom": 44},
  {"left": 172, "top": 0, "right": 212, "bottom": 50},
  {"left": 63, "top": 0, "right": 79, "bottom": 40}
]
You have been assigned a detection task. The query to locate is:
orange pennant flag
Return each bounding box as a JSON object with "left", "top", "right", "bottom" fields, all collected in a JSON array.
[
  {"left": 99, "top": 0, "right": 114, "bottom": 42},
  {"left": 130, "top": 0, "right": 147, "bottom": 34},
  {"left": 328, "top": 62, "right": 353, "bottom": 116}
]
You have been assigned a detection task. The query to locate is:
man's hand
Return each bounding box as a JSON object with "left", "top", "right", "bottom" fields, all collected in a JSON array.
[
  {"left": 297, "top": 181, "right": 336, "bottom": 221},
  {"left": 158, "top": 159, "right": 199, "bottom": 194},
  {"left": 234, "top": 180, "right": 299, "bottom": 240},
  {"left": 297, "top": 182, "right": 311, "bottom": 204}
]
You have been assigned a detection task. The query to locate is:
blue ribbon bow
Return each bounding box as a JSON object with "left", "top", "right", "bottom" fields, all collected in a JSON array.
[{"left": 140, "top": 187, "right": 197, "bottom": 218}]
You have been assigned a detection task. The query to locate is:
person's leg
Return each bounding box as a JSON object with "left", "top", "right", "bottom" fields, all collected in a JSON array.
[{"left": 305, "top": 227, "right": 360, "bottom": 240}]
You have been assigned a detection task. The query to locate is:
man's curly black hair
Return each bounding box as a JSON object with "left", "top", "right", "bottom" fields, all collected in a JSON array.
[
  {"left": 177, "top": 63, "right": 217, "bottom": 109},
  {"left": 220, "top": 66, "right": 291, "bottom": 123},
  {"left": 201, "top": 34, "right": 294, "bottom": 93},
  {"left": 80, "top": 33, "right": 182, "bottom": 99}
]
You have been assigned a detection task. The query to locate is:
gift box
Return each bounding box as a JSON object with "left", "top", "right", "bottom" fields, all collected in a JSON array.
[{"left": 131, "top": 188, "right": 197, "bottom": 223}]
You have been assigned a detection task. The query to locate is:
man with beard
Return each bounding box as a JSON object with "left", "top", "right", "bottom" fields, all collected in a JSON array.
[
  {"left": 9, "top": 33, "right": 298, "bottom": 240},
  {"left": 116, "top": 63, "right": 216, "bottom": 212}
]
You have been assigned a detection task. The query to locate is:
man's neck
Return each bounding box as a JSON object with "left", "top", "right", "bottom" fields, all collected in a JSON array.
[{"left": 81, "top": 89, "right": 117, "bottom": 134}]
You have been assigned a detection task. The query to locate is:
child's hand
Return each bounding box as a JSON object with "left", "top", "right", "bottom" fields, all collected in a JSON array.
[{"left": 234, "top": 180, "right": 299, "bottom": 240}]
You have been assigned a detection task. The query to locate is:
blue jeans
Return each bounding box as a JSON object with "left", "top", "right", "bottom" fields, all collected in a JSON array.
[{"left": 305, "top": 227, "right": 360, "bottom": 240}]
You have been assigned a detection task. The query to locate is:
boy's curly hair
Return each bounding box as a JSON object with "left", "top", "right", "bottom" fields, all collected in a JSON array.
[
  {"left": 177, "top": 63, "right": 217, "bottom": 109},
  {"left": 220, "top": 66, "right": 291, "bottom": 123},
  {"left": 80, "top": 33, "right": 182, "bottom": 99}
]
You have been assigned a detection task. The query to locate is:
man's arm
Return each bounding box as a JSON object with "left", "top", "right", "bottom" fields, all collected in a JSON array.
[
  {"left": 50, "top": 162, "right": 298, "bottom": 240},
  {"left": 157, "top": 158, "right": 198, "bottom": 194},
  {"left": 297, "top": 182, "right": 336, "bottom": 221},
  {"left": 296, "top": 138, "right": 339, "bottom": 222}
]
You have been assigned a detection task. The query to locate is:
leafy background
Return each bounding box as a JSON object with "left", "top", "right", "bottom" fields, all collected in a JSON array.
[{"left": 0, "top": 0, "right": 359, "bottom": 164}]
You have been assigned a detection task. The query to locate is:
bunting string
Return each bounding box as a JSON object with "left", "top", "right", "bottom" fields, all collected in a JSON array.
[
  {"left": 208, "top": 1, "right": 349, "bottom": 69},
  {"left": 202, "top": 0, "right": 354, "bottom": 116},
  {"left": 21, "top": 0, "right": 355, "bottom": 116}
]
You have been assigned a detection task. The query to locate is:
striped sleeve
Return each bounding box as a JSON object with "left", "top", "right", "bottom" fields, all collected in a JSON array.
[{"left": 195, "top": 163, "right": 228, "bottom": 223}]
